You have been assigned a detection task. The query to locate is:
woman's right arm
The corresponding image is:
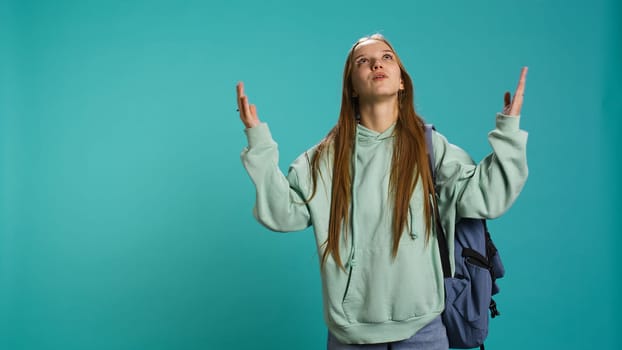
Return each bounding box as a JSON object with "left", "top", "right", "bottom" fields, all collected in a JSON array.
[{"left": 237, "top": 82, "right": 312, "bottom": 232}]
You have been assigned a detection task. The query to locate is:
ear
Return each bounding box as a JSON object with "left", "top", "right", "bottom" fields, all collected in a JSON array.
[
  {"left": 352, "top": 90, "right": 358, "bottom": 98},
  {"left": 399, "top": 80, "right": 404, "bottom": 90}
]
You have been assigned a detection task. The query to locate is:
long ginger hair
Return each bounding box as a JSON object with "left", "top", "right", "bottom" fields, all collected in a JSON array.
[{"left": 309, "top": 34, "right": 437, "bottom": 269}]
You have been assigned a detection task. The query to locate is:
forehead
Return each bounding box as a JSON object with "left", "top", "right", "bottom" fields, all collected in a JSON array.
[{"left": 353, "top": 40, "right": 393, "bottom": 56}]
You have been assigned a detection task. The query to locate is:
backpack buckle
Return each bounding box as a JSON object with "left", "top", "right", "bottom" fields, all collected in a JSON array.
[{"left": 489, "top": 299, "right": 500, "bottom": 318}]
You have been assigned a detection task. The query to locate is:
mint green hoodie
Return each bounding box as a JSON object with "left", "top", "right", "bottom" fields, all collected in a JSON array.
[{"left": 241, "top": 113, "right": 528, "bottom": 344}]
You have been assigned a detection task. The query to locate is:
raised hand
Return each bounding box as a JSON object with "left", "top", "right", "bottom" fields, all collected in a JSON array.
[
  {"left": 503, "top": 67, "right": 528, "bottom": 117},
  {"left": 236, "top": 82, "right": 260, "bottom": 129}
]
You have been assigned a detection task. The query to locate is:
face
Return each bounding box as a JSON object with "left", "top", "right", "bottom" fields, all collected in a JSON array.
[{"left": 350, "top": 40, "right": 404, "bottom": 102}]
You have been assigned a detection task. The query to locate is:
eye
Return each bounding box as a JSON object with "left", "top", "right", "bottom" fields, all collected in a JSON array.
[
  {"left": 356, "top": 57, "right": 369, "bottom": 65},
  {"left": 383, "top": 53, "right": 394, "bottom": 60}
]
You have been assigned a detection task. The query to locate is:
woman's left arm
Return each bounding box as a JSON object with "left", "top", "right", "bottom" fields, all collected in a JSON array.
[{"left": 433, "top": 67, "right": 529, "bottom": 219}]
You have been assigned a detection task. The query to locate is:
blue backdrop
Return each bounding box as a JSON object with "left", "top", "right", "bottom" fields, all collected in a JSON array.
[{"left": 1, "top": 0, "right": 620, "bottom": 349}]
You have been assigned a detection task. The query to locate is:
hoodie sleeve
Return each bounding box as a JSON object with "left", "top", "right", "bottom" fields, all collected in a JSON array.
[
  {"left": 432, "top": 113, "right": 528, "bottom": 220},
  {"left": 240, "top": 123, "right": 312, "bottom": 232}
]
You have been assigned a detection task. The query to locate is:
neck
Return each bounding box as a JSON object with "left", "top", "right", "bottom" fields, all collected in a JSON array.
[{"left": 358, "top": 97, "right": 399, "bottom": 133}]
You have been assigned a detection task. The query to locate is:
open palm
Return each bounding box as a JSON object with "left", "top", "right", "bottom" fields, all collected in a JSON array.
[
  {"left": 236, "top": 82, "right": 260, "bottom": 128},
  {"left": 503, "top": 67, "right": 528, "bottom": 116}
]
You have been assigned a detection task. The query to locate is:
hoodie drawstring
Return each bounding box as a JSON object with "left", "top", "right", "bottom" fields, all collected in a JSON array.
[{"left": 408, "top": 205, "right": 417, "bottom": 240}]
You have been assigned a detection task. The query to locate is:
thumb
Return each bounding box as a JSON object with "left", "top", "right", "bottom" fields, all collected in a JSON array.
[{"left": 503, "top": 91, "right": 511, "bottom": 114}]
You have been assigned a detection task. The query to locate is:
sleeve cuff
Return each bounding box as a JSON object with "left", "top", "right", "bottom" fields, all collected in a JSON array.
[
  {"left": 244, "top": 122, "right": 273, "bottom": 148},
  {"left": 495, "top": 113, "right": 521, "bottom": 132}
]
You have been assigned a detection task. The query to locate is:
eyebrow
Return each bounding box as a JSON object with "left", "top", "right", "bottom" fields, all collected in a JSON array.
[{"left": 353, "top": 50, "right": 394, "bottom": 61}]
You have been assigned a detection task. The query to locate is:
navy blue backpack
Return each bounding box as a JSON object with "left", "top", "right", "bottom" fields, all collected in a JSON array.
[{"left": 424, "top": 125, "right": 505, "bottom": 350}]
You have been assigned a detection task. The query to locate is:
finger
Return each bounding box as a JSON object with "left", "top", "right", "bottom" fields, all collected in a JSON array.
[
  {"left": 514, "top": 67, "right": 528, "bottom": 98},
  {"left": 236, "top": 81, "right": 245, "bottom": 112},
  {"left": 237, "top": 82, "right": 253, "bottom": 124},
  {"left": 236, "top": 81, "right": 244, "bottom": 98},
  {"left": 242, "top": 95, "right": 252, "bottom": 124},
  {"left": 248, "top": 104, "right": 259, "bottom": 128},
  {"left": 237, "top": 95, "right": 248, "bottom": 123},
  {"left": 509, "top": 93, "right": 523, "bottom": 116},
  {"left": 250, "top": 104, "right": 257, "bottom": 120},
  {"left": 502, "top": 92, "right": 511, "bottom": 114}
]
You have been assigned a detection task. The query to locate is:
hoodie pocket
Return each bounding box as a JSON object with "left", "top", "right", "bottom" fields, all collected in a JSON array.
[
  {"left": 341, "top": 266, "right": 354, "bottom": 303},
  {"left": 341, "top": 248, "right": 442, "bottom": 324},
  {"left": 342, "top": 264, "right": 385, "bottom": 323}
]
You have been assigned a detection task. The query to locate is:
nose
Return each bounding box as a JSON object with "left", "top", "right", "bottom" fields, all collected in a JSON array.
[{"left": 372, "top": 59, "right": 383, "bottom": 70}]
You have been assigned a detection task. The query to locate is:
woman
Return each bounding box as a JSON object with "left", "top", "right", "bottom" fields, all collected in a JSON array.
[{"left": 237, "top": 34, "right": 528, "bottom": 349}]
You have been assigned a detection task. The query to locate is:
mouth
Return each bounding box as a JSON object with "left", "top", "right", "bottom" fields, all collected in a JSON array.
[{"left": 372, "top": 73, "right": 387, "bottom": 80}]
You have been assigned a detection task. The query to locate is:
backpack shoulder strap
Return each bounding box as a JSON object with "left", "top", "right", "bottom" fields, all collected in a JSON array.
[
  {"left": 424, "top": 124, "right": 436, "bottom": 180},
  {"left": 424, "top": 124, "right": 451, "bottom": 278}
]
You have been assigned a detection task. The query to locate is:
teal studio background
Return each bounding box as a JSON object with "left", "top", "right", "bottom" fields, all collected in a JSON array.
[{"left": 1, "top": 0, "right": 620, "bottom": 349}]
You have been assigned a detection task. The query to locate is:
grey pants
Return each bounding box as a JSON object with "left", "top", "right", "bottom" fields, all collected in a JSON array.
[{"left": 327, "top": 317, "right": 449, "bottom": 350}]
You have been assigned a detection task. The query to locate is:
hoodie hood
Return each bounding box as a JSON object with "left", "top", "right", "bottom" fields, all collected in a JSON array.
[{"left": 356, "top": 122, "right": 397, "bottom": 144}]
